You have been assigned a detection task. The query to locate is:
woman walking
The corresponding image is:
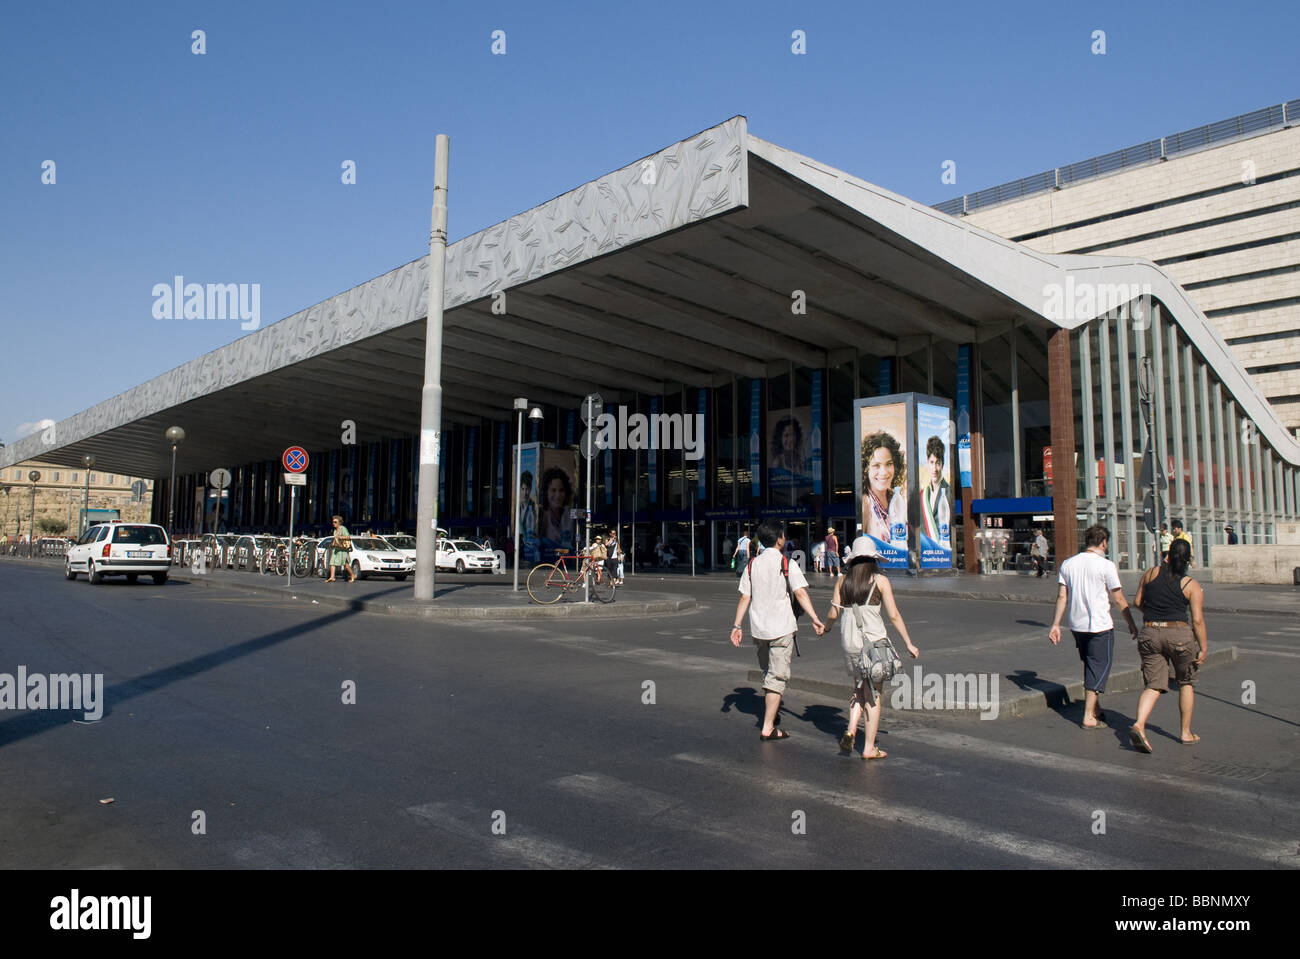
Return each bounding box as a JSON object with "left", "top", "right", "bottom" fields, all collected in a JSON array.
[
  {"left": 1128, "top": 538, "right": 1206, "bottom": 753},
  {"left": 825, "top": 537, "right": 919, "bottom": 759},
  {"left": 326, "top": 515, "right": 356, "bottom": 584}
]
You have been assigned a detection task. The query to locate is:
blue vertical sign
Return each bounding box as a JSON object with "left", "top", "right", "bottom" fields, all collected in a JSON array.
[
  {"left": 956, "top": 344, "right": 972, "bottom": 489},
  {"left": 604, "top": 446, "right": 613, "bottom": 505},
  {"left": 879, "top": 358, "right": 892, "bottom": 394},
  {"left": 697, "top": 388, "right": 707, "bottom": 500},
  {"left": 648, "top": 397, "right": 659, "bottom": 504},
  {"left": 565, "top": 411, "right": 575, "bottom": 447},
  {"left": 496, "top": 422, "right": 505, "bottom": 500},
  {"left": 467, "top": 427, "right": 477, "bottom": 514},
  {"left": 811, "top": 370, "right": 824, "bottom": 496},
  {"left": 328, "top": 449, "right": 338, "bottom": 516},
  {"left": 366, "top": 444, "right": 377, "bottom": 522},
  {"left": 388, "top": 441, "right": 399, "bottom": 521},
  {"left": 749, "top": 380, "right": 761, "bottom": 498}
]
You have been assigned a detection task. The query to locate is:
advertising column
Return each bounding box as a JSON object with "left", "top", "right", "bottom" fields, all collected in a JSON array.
[
  {"left": 917, "top": 401, "right": 954, "bottom": 569},
  {"left": 855, "top": 397, "right": 911, "bottom": 569}
]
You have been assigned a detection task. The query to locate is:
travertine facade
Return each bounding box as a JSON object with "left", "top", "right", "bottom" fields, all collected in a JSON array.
[
  {"left": 960, "top": 122, "right": 1300, "bottom": 436},
  {"left": 1, "top": 460, "right": 153, "bottom": 539}
]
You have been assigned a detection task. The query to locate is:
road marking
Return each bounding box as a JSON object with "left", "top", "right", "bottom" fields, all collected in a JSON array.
[
  {"left": 534, "top": 634, "right": 740, "bottom": 674},
  {"left": 671, "top": 752, "right": 1124, "bottom": 869},
  {"left": 1236, "top": 647, "right": 1300, "bottom": 658},
  {"left": 405, "top": 801, "right": 615, "bottom": 869}
]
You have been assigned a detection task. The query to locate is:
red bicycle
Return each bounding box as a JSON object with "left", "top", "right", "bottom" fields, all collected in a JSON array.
[{"left": 526, "top": 549, "right": 616, "bottom": 604}]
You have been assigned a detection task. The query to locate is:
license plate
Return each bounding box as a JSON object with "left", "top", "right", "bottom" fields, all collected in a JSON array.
[{"left": 128, "top": 551, "right": 151, "bottom": 558}]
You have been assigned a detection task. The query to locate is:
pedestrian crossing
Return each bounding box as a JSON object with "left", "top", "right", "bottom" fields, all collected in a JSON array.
[{"left": 401, "top": 717, "right": 1299, "bottom": 869}]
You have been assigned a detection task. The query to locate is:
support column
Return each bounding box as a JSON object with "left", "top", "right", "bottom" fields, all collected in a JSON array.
[
  {"left": 1048, "top": 327, "right": 1078, "bottom": 559},
  {"left": 960, "top": 343, "right": 983, "bottom": 573}
]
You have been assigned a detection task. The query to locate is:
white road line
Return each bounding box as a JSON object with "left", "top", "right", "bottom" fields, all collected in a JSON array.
[
  {"left": 405, "top": 801, "right": 616, "bottom": 869},
  {"left": 534, "top": 634, "right": 740, "bottom": 674},
  {"left": 671, "top": 752, "right": 1125, "bottom": 869},
  {"left": 1236, "top": 647, "right": 1300, "bottom": 658}
]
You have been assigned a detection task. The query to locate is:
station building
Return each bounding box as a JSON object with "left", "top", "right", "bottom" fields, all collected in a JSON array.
[{"left": 3, "top": 115, "right": 1297, "bottom": 572}]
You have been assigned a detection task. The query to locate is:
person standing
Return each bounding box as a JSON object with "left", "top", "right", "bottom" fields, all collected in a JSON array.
[
  {"left": 326, "top": 515, "right": 356, "bottom": 584},
  {"left": 1031, "top": 528, "right": 1050, "bottom": 578},
  {"left": 732, "top": 528, "right": 750, "bottom": 578},
  {"left": 605, "top": 530, "right": 623, "bottom": 585},
  {"left": 824, "top": 526, "right": 840, "bottom": 576},
  {"left": 825, "top": 537, "right": 919, "bottom": 759},
  {"left": 730, "top": 520, "right": 826, "bottom": 740},
  {"left": 1171, "top": 519, "right": 1193, "bottom": 567},
  {"left": 1224, "top": 524, "right": 1238, "bottom": 545},
  {"left": 1159, "top": 524, "right": 1173, "bottom": 561},
  {"left": 1048, "top": 525, "right": 1138, "bottom": 729},
  {"left": 1127, "top": 539, "right": 1207, "bottom": 753}
]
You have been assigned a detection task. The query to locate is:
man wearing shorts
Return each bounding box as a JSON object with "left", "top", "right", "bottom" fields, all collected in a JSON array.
[
  {"left": 730, "top": 520, "right": 826, "bottom": 740},
  {"left": 1049, "top": 524, "right": 1138, "bottom": 729},
  {"left": 824, "top": 527, "right": 840, "bottom": 575}
]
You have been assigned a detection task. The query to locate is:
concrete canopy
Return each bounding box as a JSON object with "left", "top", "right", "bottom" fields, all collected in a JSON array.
[{"left": 4, "top": 116, "right": 1297, "bottom": 481}]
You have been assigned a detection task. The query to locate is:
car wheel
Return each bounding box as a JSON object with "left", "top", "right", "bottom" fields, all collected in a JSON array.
[
  {"left": 394, "top": 574, "right": 408, "bottom": 581},
  {"left": 126, "top": 573, "right": 139, "bottom": 584},
  {"left": 87, "top": 560, "right": 102, "bottom": 585},
  {"left": 455, "top": 559, "right": 465, "bottom": 574},
  {"left": 152, "top": 572, "right": 168, "bottom": 585},
  {"left": 65, "top": 559, "right": 76, "bottom": 581},
  {"left": 351, "top": 560, "right": 365, "bottom": 581}
]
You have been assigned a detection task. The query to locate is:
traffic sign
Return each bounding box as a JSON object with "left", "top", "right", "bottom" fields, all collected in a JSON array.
[
  {"left": 1142, "top": 489, "right": 1166, "bottom": 534},
  {"left": 284, "top": 473, "right": 306, "bottom": 487},
  {"left": 1137, "top": 439, "right": 1167, "bottom": 491},
  {"left": 283, "top": 447, "right": 309, "bottom": 473},
  {"left": 209, "top": 468, "right": 232, "bottom": 489},
  {"left": 130, "top": 479, "right": 148, "bottom": 503},
  {"left": 577, "top": 428, "right": 609, "bottom": 459}
]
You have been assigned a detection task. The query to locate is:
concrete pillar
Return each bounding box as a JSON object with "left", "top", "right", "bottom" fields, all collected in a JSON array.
[{"left": 1049, "top": 327, "right": 1078, "bottom": 559}]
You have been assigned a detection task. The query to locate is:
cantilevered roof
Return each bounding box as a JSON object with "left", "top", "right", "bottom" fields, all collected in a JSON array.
[{"left": 4, "top": 116, "right": 1297, "bottom": 479}]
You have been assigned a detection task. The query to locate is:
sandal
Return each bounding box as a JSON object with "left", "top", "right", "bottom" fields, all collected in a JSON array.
[
  {"left": 760, "top": 729, "right": 790, "bottom": 741},
  {"left": 1128, "top": 726, "right": 1153, "bottom": 754},
  {"left": 839, "top": 730, "right": 855, "bottom": 752},
  {"left": 862, "top": 747, "right": 887, "bottom": 760},
  {"left": 1180, "top": 734, "right": 1201, "bottom": 745}
]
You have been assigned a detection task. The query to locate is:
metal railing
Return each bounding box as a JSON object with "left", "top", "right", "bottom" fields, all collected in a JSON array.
[{"left": 934, "top": 99, "right": 1300, "bottom": 217}]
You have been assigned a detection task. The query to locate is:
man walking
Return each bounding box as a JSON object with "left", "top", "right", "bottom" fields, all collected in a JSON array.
[
  {"left": 1031, "top": 527, "right": 1050, "bottom": 578},
  {"left": 732, "top": 528, "right": 751, "bottom": 578},
  {"left": 1049, "top": 525, "right": 1138, "bottom": 729},
  {"left": 824, "top": 526, "right": 840, "bottom": 576},
  {"left": 730, "top": 520, "right": 826, "bottom": 740}
]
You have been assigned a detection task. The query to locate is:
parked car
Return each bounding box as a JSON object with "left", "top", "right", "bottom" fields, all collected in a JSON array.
[
  {"left": 378, "top": 533, "right": 419, "bottom": 565},
  {"left": 65, "top": 522, "right": 171, "bottom": 584},
  {"left": 436, "top": 539, "right": 497, "bottom": 573},
  {"left": 314, "top": 536, "right": 414, "bottom": 580}
]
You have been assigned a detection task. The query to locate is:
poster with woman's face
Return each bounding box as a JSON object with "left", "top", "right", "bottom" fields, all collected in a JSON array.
[
  {"left": 767, "top": 407, "right": 812, "bottom": 493},
  {"left": 856, "top": 401, "right": 909, "bottom": 568},
  {"left": 537, "top": 448, "right": 579, "bottom": 564}
]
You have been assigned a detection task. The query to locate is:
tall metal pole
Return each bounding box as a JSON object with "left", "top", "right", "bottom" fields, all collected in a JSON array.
[
  {"left": 513, "top": 402, "right": 525, "bottom": 591},
  {"left": 414, "top": 134, "right": 450, "bottom": 601},
  {"left": 287, "top": 485, "right": 296, "bottom": 589}
]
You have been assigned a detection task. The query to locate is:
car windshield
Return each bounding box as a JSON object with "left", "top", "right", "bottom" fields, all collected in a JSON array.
[
  {"left": 451, "top": 541, "right": 482, "bottom": 551},
  {"left": 111, "top": 526, "right": 167, "bottom": 546},
  {"left": 351, "top": 539, "right": 387, "bottom": 551},
  {"left": 385, "top": 536, "right": 416, "bottom": 549}
]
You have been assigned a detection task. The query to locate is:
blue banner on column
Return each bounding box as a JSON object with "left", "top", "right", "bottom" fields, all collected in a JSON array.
[
  {"left": 496, "top": 422, "right": 505, "bottom": 500},
  {"left": 388, "top": 441, "right": 399, "bottom": 521},
  {"left": 604, "top": 446, "right": 613, "bottom": 505},
  {"left": 811, "top": 370, "right": 823, "bottom": 496},
  {"left": 697, "top": 388, "right": 707, "bottom": 500},
  {"left": 530, "top": 417, "right": 540, "bottom": 442},
  {"left": 879, "top": 358, "right": 892, "bottom": 394},
  {"left": 648, "top": 397, "right": 659, "bottom": 504},
  {"left": 749, "top": 380, "right": 761, "bottom": 498},
  {"left": 566, "top": 411, "right": 575, "bottom": 447},
  {"left": 467, "top": 427, "right": 477, "bottom": 514},
  {"left": 328, "top": 450, "right": 338, "bottom": 516},
  {"left": 957, "top": 344, "right": 972, "bottom": 489},
  {"left": 366, "top": 444, "right": 377, "bottom": 523}
]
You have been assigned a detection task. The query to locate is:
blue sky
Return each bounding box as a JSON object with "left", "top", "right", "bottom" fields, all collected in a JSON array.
[{"left": 2, "top": 0, "right": 1297, "bottom": 446}]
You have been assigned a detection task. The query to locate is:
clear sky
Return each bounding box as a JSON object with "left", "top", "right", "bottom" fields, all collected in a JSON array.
[{"left": 2, "top": 0, "right": 1296, "bottom": 446}]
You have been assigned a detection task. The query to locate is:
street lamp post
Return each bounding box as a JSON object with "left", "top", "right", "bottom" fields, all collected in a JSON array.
[
  {"left": 165, "top": 427, "right": 185, "bottom": 538},
  {"left": 512, "top": 399, "right": 543, "bottom": 591},
  {"left": 81, "top": 454, "right": 95, "bottom": 537},
  {"left": 28, "top": 470, "right": 41, "bottom": 553}
]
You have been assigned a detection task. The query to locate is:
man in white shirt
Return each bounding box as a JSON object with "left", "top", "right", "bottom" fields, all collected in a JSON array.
[
  {"left": 1031, "top": 528, "right": 1049, "bottom": 578},
  {"left": 730, "top": 520, "right": 826, "bottom": 740},
  {"left": 1049, "top": 525, "right": 1138, "bottom": 729}
]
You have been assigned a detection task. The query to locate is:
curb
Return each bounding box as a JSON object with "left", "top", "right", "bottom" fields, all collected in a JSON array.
[
  {"left": 883, "top": 585, "right": 1293, "bottom": 619},
  {"left": 167, "top": 568, "right": 696, "bottom": 620},
  {"left": 748, "top": 646, "right": 1240, "bottom": 720}
]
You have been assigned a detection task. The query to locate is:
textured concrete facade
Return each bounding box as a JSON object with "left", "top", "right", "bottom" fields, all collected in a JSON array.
[{"left": 960, "top": 122, "right": 1300, "bottom": 436}]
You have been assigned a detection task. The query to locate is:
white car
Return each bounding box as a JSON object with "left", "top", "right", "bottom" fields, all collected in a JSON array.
[
  {"left": 378, "top": 533, "right": 419, "bottom": 565},
  {"left": 65, "top": 522, "right": 171, "bottom": 584},
  {"left": 436, "top": 539, "right": 497, "bottom": 573},
  {"left": 314, "top": 536, "right": 414, "bottom": 580}
]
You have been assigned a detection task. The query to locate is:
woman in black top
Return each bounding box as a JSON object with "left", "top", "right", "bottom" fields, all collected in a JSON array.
[{"left": 1128, "top": 539, "right": 1207, "bottom": 753}]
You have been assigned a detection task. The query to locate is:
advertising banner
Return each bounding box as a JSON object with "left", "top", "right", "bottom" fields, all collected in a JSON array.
[
  {"left": 856, "top": 399, "right": 910, "bottom": 568},
  {"left": 811, "top": 371, "right": 823, "bottom": 496},
  {"left": 514, "top": 443, "right": 540, "bottom": 564},
  {"left": 769, "top": 405, "right": 813, "bottom": 498},
  {"left": 697, "top": 388, "right": 707, "bottom": 501},
  {"left": 917, "top": 401, "right": 954, "bottom": 569},
  {"left": 956, "top": 344, "right": 972, "bottom": 488},
  {"left": 648, "top": 397, "right": 659, "bottom": 504},
  {"left": 496, "top": 423, "right": 505, "bottom": 500},
  {"left": 388, "top": 441, "right": 400, "bottom": 521},
  {"left": 466, "top": 427, "right": 477, "bottom": 515},
  {"left": 749, "top": 380, "right": 761, "bottom": 498},
  {"left": 536, "top": 447, "right": 580, "bottom": 564}
]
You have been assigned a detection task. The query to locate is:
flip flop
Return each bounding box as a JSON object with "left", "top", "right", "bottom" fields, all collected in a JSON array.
[
  {"left": 862, "top": 747, "right": 887, "bottom": 760},
  {"left": 760, "top": 729, "right": 790, "bottom": 741},
  {"left": 1180, "top": 734, "right": 1201, "bottom": 745},
  {"left": 1082, "top": 722, "right": 1108, "bottom": 730},
  {"left": 839, "top": 731, "right": 855, "bottom": 752},
  {"left": 1128, "top": 726, "right": 1153, "bottom": 754}
]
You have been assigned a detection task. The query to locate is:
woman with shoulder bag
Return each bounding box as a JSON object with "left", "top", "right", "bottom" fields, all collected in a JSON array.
[
  {"left": 327, "top": 515, "right": 356, "bottom": 584},
  {"left": 826, "top": 536, "right": 919, "bottom": 760}
]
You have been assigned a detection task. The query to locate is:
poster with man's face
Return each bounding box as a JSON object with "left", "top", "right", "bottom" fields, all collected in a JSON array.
[
  {"left": 514, "top": 443, "right": 540, "bottom": 565},
  {"left": 917, "top": 402, "right": 953, "bottom": 569},
  {"left": 855, "top": 401, "right": 909, "bottom": 569}
]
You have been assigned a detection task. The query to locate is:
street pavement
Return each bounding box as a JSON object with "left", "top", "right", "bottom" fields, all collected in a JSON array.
[{"left": 1, "top": 558, "right": 1297, "bottom": 870}]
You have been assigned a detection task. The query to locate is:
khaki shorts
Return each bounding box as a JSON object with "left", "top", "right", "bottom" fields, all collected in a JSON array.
[
  {"left": 1137, "top": 623, "right": 1199, "bottom": 692},
  {"left": 755, "top": 633, "right": 795, "bottom": 695}
]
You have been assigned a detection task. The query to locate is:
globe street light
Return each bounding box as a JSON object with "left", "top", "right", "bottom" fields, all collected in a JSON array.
[
  {"left": 165, "top": 427, "right": 185, "bottom": 537},
  {"left": 81, "top": 454, "right": 95, "bottom": 537}
]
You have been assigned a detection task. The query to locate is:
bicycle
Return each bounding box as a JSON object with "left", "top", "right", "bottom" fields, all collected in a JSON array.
[{"left": 526, "top": 549, "right": 616, "bottom": 605}]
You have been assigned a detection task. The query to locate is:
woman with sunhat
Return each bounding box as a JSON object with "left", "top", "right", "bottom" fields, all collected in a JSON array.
[{"left": 825, "top": 537, "right": 920, "bottom": 759}]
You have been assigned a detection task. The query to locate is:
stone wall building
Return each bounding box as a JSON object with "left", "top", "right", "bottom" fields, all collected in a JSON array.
[{"left": 1, "top": 460, "right": 154, "bottom": 539}]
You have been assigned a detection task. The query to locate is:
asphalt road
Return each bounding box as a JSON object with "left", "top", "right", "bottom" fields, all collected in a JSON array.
[{"left": 1, "top": 561, "right": 1297, "bottom": 870}]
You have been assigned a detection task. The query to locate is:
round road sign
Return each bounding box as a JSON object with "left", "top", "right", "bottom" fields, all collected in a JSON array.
[
  {"left": 209, "top": 468, "right": 231, "bottom": 489},
  {"left": 283, "top": 447, "right": 309, "bottom": 473}
]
